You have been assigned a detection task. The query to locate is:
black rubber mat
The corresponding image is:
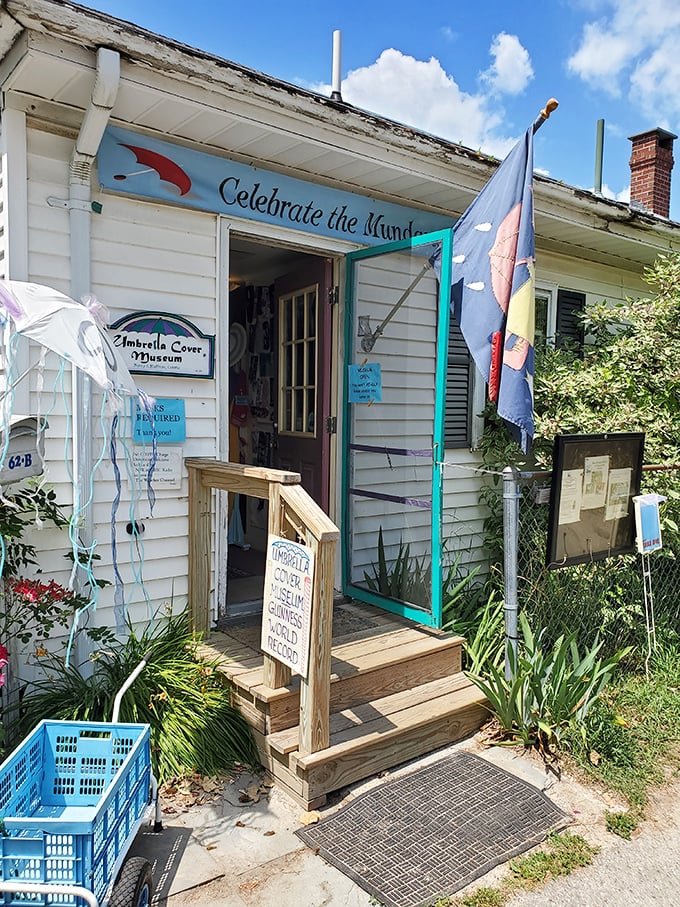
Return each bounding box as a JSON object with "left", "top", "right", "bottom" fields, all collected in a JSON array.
[{"left": 296, "top": 751, "right": 570, "bottom": 907}]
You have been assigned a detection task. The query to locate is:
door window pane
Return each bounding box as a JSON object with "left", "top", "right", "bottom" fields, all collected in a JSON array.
[{"left": 279, "top": 284, "right": 318, "bottom": 438}]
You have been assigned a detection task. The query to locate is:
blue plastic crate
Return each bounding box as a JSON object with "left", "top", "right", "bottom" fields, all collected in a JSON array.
[{"left": 0, "top": 720, "right": 151, "bottom": 906}]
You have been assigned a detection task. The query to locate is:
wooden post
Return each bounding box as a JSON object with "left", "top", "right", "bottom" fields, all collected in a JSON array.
[
  {"left": 262, "top": 482, "right": 292, "bottom": 689},
  {"left": 298, "top": 534, "right": 335, "bottom": 754},
  {"left": 187, "top": 462, "right": 212, "bottom": 636}
]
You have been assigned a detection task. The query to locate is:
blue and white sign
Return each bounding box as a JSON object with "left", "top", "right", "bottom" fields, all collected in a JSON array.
[
  {"left": 348, "top": 362, "right": 383, "bottom": 403},
  {"left": 633, "top": 493, "right": 666, "bottom": 554},
  {"left": 134, "top": 398, "right": 186, "bottom": 444},
  {"left": 99, "top": 126, "right": 453, "bottom": 246}
]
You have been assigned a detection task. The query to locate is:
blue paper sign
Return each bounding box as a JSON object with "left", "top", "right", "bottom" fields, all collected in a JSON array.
[
  {"left": 634, "top": 493, "right": 666, "bottom": 554},
  {"left": 348, "top": 363, "right": 382, "bottom": 403},
  {"left": 134, "top": 398, "right": 186, "bottom": 443}
]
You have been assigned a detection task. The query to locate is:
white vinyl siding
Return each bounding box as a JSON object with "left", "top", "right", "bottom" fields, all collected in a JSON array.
[{"left": 21, "top": 125, "right": 219, "bottom": 634}]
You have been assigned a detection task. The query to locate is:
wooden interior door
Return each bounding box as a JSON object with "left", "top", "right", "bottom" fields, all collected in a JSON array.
[{"left": 274, "top": 257, "right": 332, "bottom": 512}]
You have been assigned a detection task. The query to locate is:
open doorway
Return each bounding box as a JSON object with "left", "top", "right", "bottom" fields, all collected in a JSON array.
[{"left": 225, "top": 236, "right": 333, "bottom": 621}]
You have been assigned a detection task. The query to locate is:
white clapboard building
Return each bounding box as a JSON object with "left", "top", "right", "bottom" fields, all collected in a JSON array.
[{"left": 0, "top": 0, "right": 678, "bottom": 643}]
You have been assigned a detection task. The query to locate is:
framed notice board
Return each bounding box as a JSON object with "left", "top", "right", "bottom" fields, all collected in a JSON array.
[{"left": 546, "top": 432, "right": 645, "bottom": 569}]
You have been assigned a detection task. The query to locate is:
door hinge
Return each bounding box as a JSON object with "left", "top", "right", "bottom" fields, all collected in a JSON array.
[
  {"left": 328, "top": 286, "right": 339, "bottom": 306},
  {"left": 325, "top": 416, "right": 337, "bottom": 434}
]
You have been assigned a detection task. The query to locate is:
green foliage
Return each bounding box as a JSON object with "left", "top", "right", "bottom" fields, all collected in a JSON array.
[
  {"left": 467, "top": 613, "right": 628, "bottom": 753},
  {"left": 605, "top": 810, "right": 638, "bottom": 839},
  {"left": 534, "top": 252, "right": 680, "bottom": 468},
  {"left": 444, "top": 590, "right": 504, "bottom": 673},
  {"left": 0, "top": 482, "right": 69, "bottom": 578},
  {"left": 562, "top": 634, "right": 680, "bottom": 812},
  {"left": 15, "top": 611, "right": 260, "bottom": 783},
  {"left": 363, "top": 526, "right": 431, "bottom": 607},
  {"left": 448, "top": 833, "right": 600, "bottom": 906},
  {"left": 456, "top": 888, "right": 504, "bottom": 907},
  {"left": 508, "top": 833, "right": 599, "bottom": 884}
]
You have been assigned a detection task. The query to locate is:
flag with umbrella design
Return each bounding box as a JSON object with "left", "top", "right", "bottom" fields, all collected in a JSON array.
[{"left": 450, "top": 121, "right": 541, "bottom": 452}]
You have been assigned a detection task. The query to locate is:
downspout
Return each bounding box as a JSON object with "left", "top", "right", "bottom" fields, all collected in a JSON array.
[{"left": 70, "top": 47, "right": 120, "bottom": 595}]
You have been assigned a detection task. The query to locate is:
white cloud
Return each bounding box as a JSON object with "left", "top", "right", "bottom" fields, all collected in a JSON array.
[
  {"left": 309, "top": 44, "right": 528, "bottom": 159},
  {"left": 568, "top": 0, "right": 680, "bottom": 122},
  {"left": 481, "top": 33, "right": 534, "bottom": 95},
  {"left": 598, "top": 182, "right": 630, "bottom": 202}
]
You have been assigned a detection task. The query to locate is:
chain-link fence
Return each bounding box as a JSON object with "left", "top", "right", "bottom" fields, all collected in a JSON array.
[{"left": 508, "top": 466, "right": 680, "bottom": 657}]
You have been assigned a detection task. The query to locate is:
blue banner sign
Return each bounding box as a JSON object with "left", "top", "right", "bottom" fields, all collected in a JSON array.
[{"left": 99, "top": 126, "right": 453, "bottom": 245}]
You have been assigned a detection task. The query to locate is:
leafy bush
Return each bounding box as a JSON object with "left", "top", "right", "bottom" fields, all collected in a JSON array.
[
  {"left": 468, "top": 613, "right": 629, "bottom": 754},
  {"left": 16, "top": 611, "right": 260, "bottom": 782}
]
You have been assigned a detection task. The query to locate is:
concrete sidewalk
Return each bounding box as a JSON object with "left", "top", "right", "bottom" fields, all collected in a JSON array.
[{"left": 129, "top": 733, "right": 630, "bottom": 907}]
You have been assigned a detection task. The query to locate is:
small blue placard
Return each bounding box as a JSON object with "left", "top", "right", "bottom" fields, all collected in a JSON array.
[
  {"left": 348, "top": 362, "right": 383, "bottom": 403},
  {"left": 134, "top": 398, "right": 186, "bottom": 443},
  {"left": 634, "top": 493, "right": 665, "bottom": 554}
]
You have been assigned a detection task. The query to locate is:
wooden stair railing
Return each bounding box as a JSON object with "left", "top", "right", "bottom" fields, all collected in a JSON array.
[{"left": 185, "top": 458, "right": 339, "bottom": 756}]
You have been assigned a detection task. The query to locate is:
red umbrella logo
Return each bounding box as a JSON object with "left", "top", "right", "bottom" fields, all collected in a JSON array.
[{"left": 114, "top": 144, "right": 192, "bottom": 196}]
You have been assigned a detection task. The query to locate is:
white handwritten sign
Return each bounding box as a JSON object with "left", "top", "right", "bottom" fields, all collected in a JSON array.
[{"left": 260, "top": 536, "right": 315, "bottom": 678}]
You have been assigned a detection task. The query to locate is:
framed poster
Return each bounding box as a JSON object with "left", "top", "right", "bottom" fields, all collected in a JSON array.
[{"left": 546, "top": 432, "right": 645, "bottom": 569}]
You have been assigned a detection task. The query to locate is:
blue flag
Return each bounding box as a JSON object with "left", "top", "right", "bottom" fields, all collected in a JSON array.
[{"left": 451, "top": 126, "right": 536, "bottom": 452}]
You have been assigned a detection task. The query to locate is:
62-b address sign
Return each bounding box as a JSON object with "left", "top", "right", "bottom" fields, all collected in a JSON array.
[{"left": 7, "top": 453, "right": 34, "bottom": 469}]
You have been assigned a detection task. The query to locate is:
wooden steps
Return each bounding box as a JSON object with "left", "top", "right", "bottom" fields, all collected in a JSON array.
[{"left": 203, "top": 604, "right": 489, "bottom": 808}]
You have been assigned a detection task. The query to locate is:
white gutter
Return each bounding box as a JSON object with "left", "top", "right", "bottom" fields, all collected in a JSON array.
[{"left": 70, "top": 46, "right": 120, "bottom": 585}]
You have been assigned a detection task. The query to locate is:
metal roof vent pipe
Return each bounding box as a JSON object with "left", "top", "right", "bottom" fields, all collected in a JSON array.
[
  {"left": 629, "top": 127, "right": 677, "bottom": 218},
  {"left": 330, "top": 30, "right": 343, "bottom": 102},
  {"left": 594, "top": 118, "right": 604, "bottom": 196}
]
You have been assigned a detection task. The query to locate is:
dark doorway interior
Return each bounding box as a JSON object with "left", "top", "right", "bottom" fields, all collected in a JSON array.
[{"left": 224, "top": 237, "right": 332, "bottom": 623}]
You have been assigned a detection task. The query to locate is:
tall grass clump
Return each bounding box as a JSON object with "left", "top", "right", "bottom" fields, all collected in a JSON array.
[{"left": 17, "top": 611, "right": 259, "bottom": 783}]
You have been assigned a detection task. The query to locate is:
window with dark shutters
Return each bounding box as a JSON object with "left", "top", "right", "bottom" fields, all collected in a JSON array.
[
  {"left": 443, "top": 287, "right": 586, "bottom": 448},
  {"left": 444, "top": 314, "right": 472, "bottom": 448},
  {"left": 555, "top": 289, "right": 585, "bottom": 353}
]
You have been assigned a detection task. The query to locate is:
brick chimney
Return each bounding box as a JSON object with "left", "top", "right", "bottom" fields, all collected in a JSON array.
[{"left": 628, "top": 127, "right": 677, "bottom": 218}]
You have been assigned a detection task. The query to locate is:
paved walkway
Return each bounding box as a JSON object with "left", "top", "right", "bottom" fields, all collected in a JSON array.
[{"left": 131, "top": 735, "right": 680, "bottom": 907}]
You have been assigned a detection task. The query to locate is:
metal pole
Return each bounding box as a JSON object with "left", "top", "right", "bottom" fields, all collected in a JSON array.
[
  {"left": 502, "top": 466, "right": 520, "bottom": 678},
  {"left": 594, "top": 118, "right": 605, "bottom": 195}
]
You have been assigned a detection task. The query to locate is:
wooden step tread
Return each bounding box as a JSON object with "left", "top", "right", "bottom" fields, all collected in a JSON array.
[
  {"left": 268, "top": 673, "right": 485, "bottom": 759},
  {"left": 246, "top": 634, "right": 463, "bottom": 703},
  {"left": 202, "top": 626, "right": 463, "bottom": 700}
]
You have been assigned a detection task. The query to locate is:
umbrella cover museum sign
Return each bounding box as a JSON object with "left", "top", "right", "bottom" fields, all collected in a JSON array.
[
  {"left": 261, "top": 536, "right": 315, "bottom": 678},
  {"left": 109, "top": 311, "right": 215, "bottom": 378}
]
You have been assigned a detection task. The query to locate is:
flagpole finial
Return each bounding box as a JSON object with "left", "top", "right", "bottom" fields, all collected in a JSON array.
[
  {"left": 540, "top": 98, "right": 559, "bottom": 120},
  {"left": 533, "top": 98, "right": 559, "bottom": 134}
]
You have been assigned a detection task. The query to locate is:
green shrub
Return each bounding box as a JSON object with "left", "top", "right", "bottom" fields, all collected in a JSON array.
[
  {"left": 444, "top": 590, "right": 504, "bottom": 673},
  {"left": 467, "top": 613, "right": 629, "bottom": 753},
  {"left": 16, "top": 611, "right": 259, "bottom": 783}
]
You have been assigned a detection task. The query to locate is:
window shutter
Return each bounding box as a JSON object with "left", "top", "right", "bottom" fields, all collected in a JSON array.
[
  {"left": 444, "top": 316, "right": 472, "bottom": 448},
  {"left": 556, "top": 289, "right": 585, "bottom": 353}
]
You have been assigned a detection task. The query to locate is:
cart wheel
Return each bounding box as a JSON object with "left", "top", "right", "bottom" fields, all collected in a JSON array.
[{"left": 108, "top": 856, "right": 153, "bottom": 907}]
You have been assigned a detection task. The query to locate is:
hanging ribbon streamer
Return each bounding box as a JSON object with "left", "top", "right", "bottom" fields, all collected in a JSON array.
[
  {"left": 136, "top": 390, "right": 157, "bottom": 515},
  {"left": 109, "top": 411, "right": 128, "bottom": 635},
  {"left": 65, "top": 391, "right": 115, "bottom": 664}
]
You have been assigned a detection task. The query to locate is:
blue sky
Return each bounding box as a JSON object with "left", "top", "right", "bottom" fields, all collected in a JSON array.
[{"left": 82, "top": 0, "right": 680, "bottom": 221}]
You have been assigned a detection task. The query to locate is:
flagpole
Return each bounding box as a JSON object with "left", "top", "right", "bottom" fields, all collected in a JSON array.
[{"left": 532, "top": 98, "right": 559, "bottom": 134}]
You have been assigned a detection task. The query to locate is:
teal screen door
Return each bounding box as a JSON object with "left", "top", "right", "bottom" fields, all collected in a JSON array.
[{"left": 342, "top": 230, "right": 453, "bottom": 627}]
